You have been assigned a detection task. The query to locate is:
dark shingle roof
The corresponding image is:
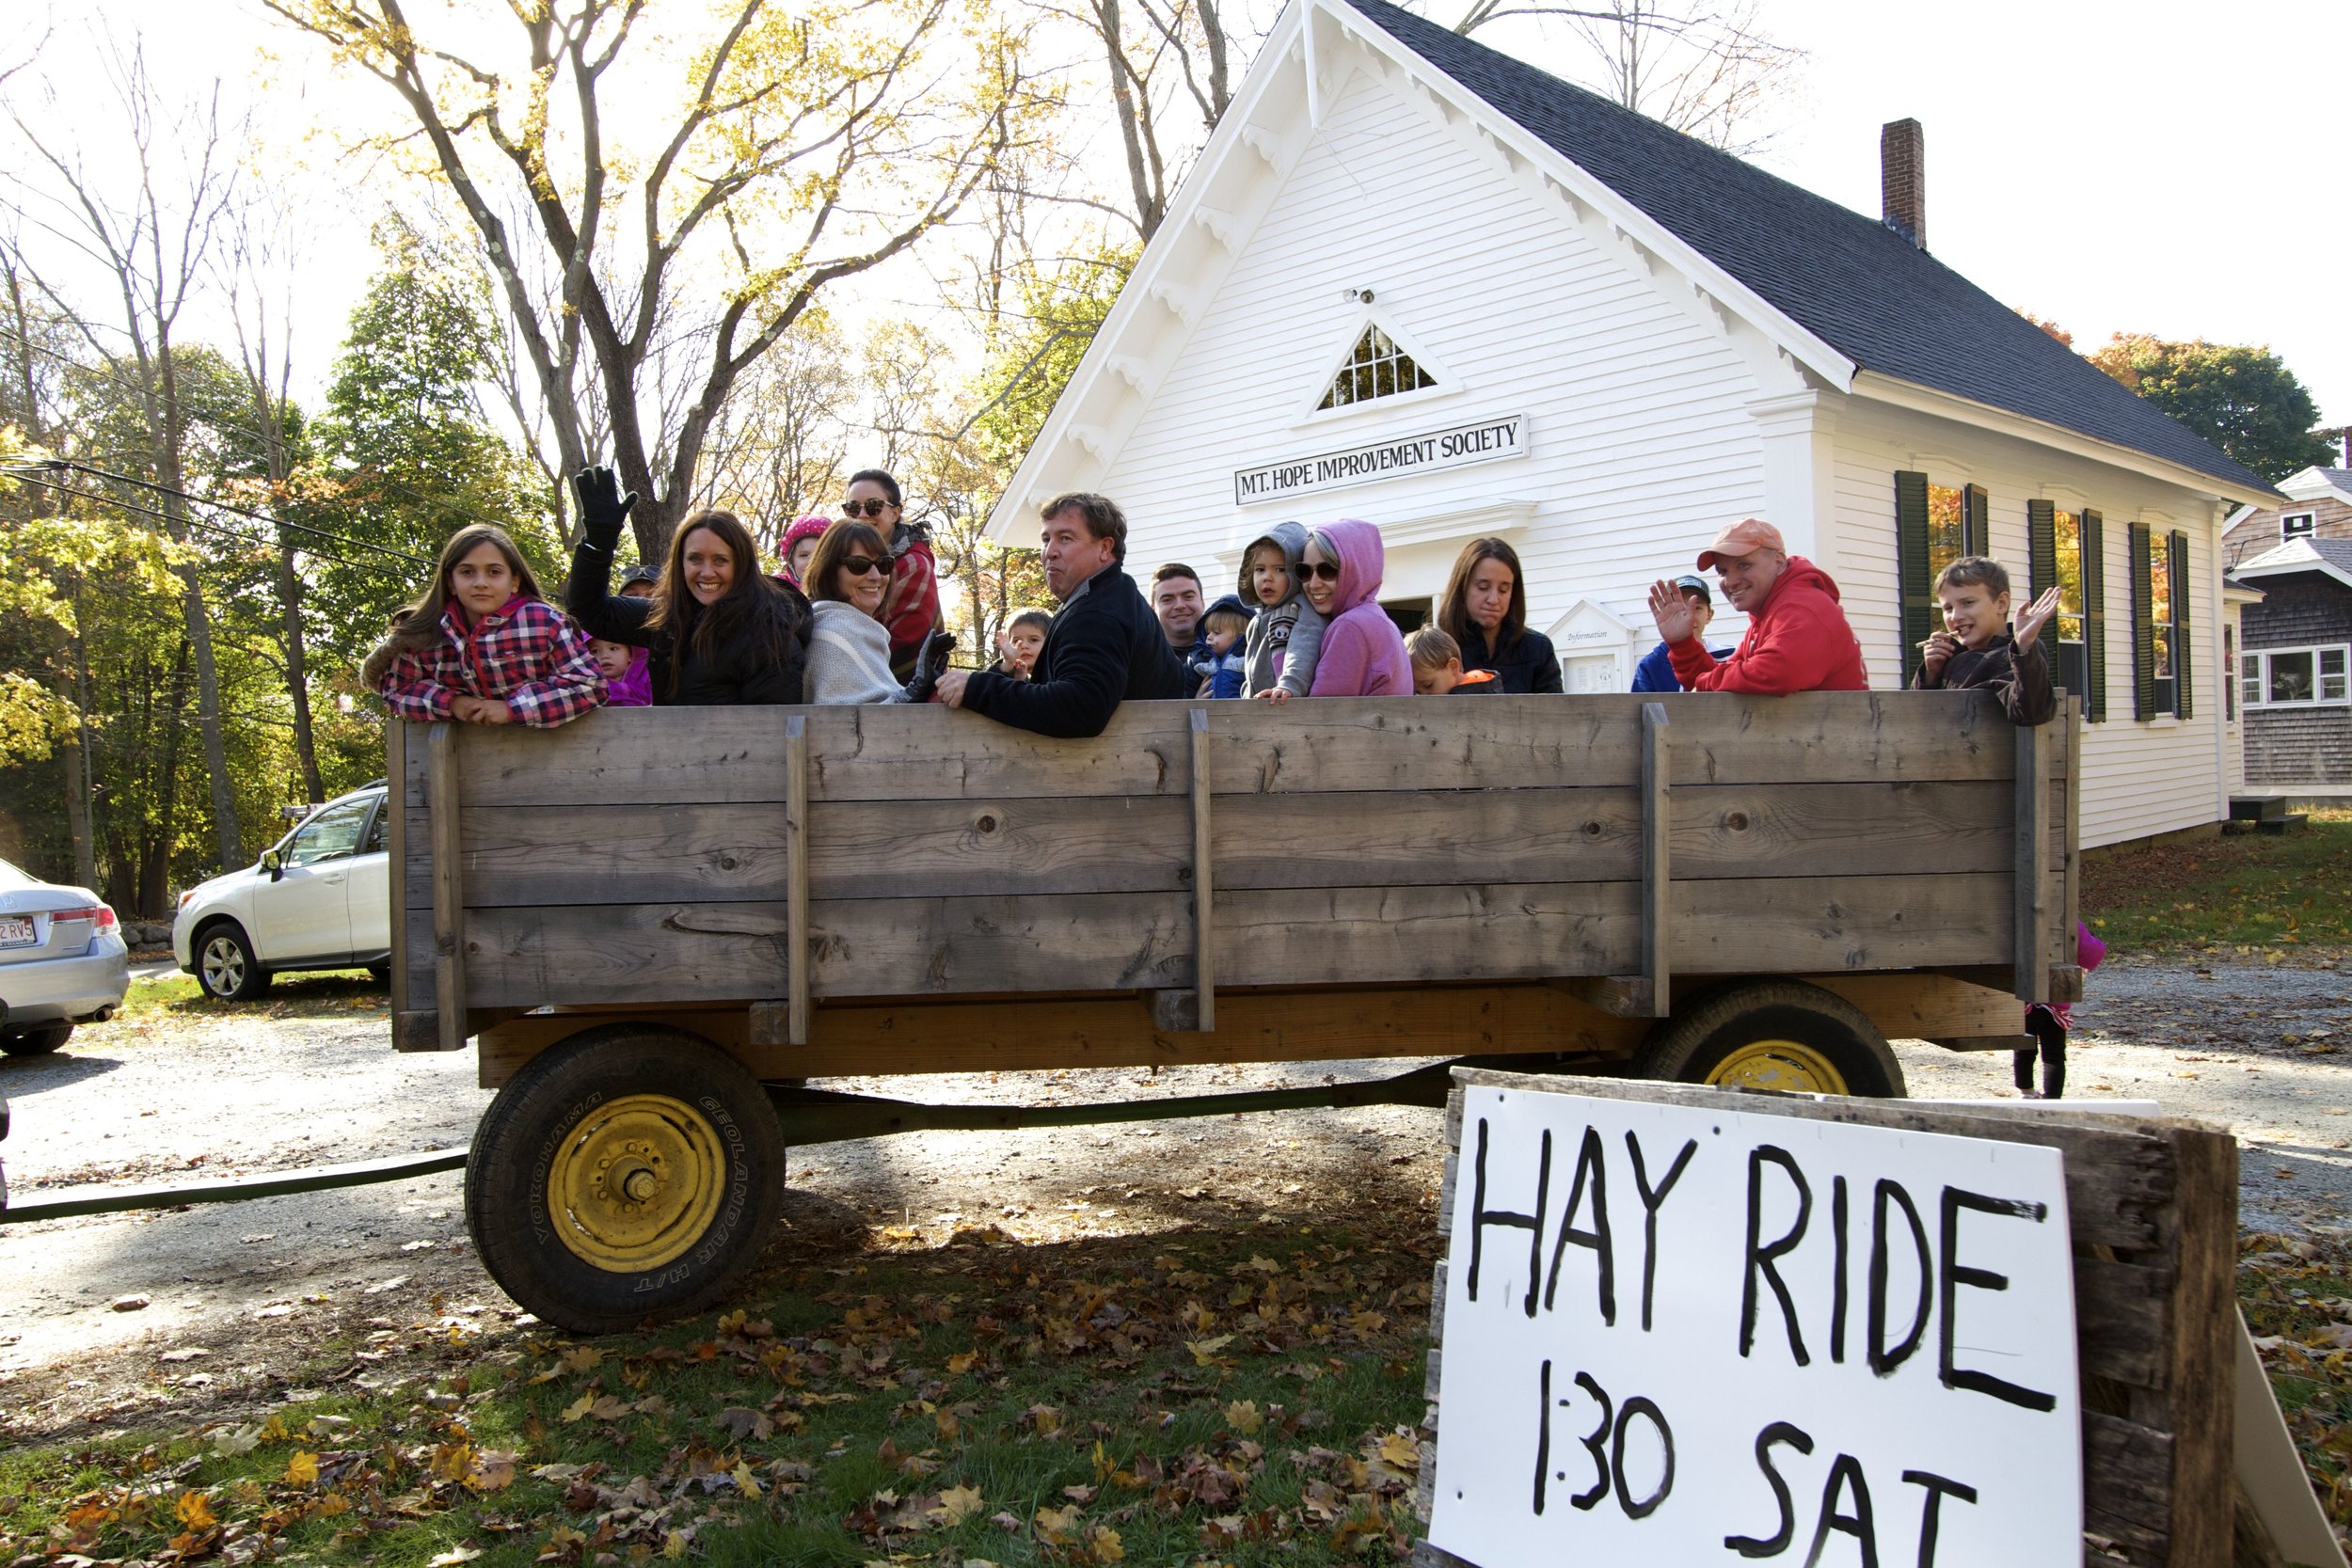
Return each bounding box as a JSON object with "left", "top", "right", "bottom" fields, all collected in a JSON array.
[
  {"left": 1341, "top": 0, "right": 2273, "bottom": 496},
  {"left": 2237, "top": 537, "right": 2352, "bottom": 578}
]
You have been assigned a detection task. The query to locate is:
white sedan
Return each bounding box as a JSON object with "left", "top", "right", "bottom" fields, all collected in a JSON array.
[
  {"left": 172, "top": 784, "right": 393, "bottom": 1002},
  {"left": 0, "top": 860, "right": 131, "bottom": 1055}
]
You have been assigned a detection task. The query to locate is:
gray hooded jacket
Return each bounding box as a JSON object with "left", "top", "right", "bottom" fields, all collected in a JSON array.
[{"left": 1238, "top": 521, "right": 1328, "bottom": 698}]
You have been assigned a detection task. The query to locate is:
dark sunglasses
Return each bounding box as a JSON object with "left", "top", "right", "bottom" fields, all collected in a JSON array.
[
  {"left": 1296, "top": 561, "right": 1342, "bottom": 581},
  {"left": 840, "top": 498, "right": 896, "bottom": 519},
  {"left": 839, "top": 555, "right": 888, "bottom": 578}
]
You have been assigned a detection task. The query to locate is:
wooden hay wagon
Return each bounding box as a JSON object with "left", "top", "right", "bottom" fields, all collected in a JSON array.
[{"left": 389, "top": 690, "right": 2080, "bottom": 1332}]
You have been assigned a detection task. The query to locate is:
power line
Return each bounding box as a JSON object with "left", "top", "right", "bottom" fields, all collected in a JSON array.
[
  {"left": 3, "top": 470, "right": 391, "bottom": 575},
  {"left": 0, "top": 322, "right": 525, "bottom": 525},
  {"left": 5, "top": 461, "right": 433, "bottom": 565}
]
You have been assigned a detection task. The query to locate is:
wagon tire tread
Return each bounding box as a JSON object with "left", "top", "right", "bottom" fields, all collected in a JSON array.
[{"left": 466, "top": 1024, "right": 786, "bottom": 1336}]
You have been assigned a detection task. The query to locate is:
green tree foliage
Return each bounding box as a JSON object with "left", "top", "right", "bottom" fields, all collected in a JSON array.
[
  {"left": 298, "top": 242, "right": 559, "bottom": 673},
  {"left": 2090, "top": 335, "right": 2335, "bottom": 483}
]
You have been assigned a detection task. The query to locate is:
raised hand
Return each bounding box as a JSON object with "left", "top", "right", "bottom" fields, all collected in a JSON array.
[
  {"left": 1646, "top": 578, "right": 1696, "bottom": 643},
  {"left": 570, "top": 466, "right": 638, "bottom": 549},
  {"left": 2011, "top": 585, "right": 2064, "bottom": 654}
]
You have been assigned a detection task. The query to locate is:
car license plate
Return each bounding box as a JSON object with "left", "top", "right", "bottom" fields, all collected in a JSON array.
[{"left": 0, "top": 916, "right": 35, "bottom": 948}]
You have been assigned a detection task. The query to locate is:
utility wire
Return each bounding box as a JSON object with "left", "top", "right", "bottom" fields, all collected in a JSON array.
[
  {"left": 0, "top": 322, "right": 526, "bottom": 525},
  {"left": 4, "top": 470, "right": 392, "bottom": 574},
  {"left": 3, "top": 464, "right": 431, "bottom": 566}
]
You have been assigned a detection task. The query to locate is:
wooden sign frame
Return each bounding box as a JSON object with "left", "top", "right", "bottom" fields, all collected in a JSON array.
[{"left": 1415, "top": 1067, "right": 2240, "bottom": 1568}]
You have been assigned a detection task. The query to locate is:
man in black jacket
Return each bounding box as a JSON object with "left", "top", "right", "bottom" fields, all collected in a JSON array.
[{"left": 935, "top": 493, "right": 1188, "bottom": 736}]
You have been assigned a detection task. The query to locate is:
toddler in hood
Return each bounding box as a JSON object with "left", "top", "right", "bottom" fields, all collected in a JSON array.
[{"left": 1237, "top": 521, "right": 1327, "bottom": 700}]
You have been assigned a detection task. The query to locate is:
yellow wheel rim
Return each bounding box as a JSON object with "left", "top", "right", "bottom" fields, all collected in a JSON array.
[
  {"left": 1705, "top": 1039, "right": 1849, "bottom": 1095},
  {"left": 545, "top": 1093, "right": 726, "bottom": 1271}
]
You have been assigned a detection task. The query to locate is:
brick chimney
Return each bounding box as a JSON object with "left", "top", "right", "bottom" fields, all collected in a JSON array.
[{"left": 1881, "top": 119, "right": 1925, "bottom": 249}]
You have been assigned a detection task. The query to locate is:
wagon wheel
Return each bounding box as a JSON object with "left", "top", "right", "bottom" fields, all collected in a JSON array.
[
  {"left": 466, "top": 1024, "right": 786, "bottom": 1334},
  {"left": 1636, "top": 980, "right": 1906, "bottom": 1099}
]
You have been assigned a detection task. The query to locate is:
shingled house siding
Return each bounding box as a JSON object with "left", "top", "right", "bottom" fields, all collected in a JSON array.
[
  {"left": 2241, "top": 572, "right": 2352, "bottom": 785},
  {"left": 2224, "top": 493, "right": 2352, "bottom": 562}
]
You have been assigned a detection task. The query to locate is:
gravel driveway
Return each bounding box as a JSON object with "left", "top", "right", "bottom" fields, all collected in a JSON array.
[{"left": 1, "top": 958, "right": 2343, "bottom": 1437}]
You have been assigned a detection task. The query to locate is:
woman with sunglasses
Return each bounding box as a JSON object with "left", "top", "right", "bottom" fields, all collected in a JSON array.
[
  {"left": 840, "top": 469, "right": 940, "bottom": 681},
  {"left": 802, "top": 520, "right": 955, "bottom": 705}
]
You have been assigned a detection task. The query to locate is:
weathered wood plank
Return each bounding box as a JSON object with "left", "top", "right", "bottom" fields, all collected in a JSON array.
[
  {"left": 417, "top": 691, "right": 2039, "bottom": 809},
  {"left": 1641, "top": 703, "right": 1671, "bottom": 1017},
  {"left": 2083, "top": 1410, "right": 2174, "bottom": 1560},
  {"left": 1189, "top": 707, "right": 1216, "bottom": 1033},
  {"left": 405, "top": 779, "right": 2058, "bottom": 910},
  {"left": 2016, "top": 717, "right": 2054, "bottom": 1001},
  {"left": 386, "top": 720, "right": 414, "bottom": 1034},
  {"left": 472, "top": 985, "right": 1649, "bottom": 1086},
  {"left": 428, "top": 723, "right": 467, "bottom": 1053},
  {"left": 2076, "top": 1255, "right": 2168, "bottom": 1389},
  {"left": 417, "top": 869, "right": 2033, "bottom": 1011},
  {"left": 2149, "top": 1123, "right": 2239, "bottom": 1568},
  {"left": 1804, "top": 972, "right": 2028, "bottom": 1041},
  {"left": 784, "top": 716, "right": 811, "bottom": 1047}
]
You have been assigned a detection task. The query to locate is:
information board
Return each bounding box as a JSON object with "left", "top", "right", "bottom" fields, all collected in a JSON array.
[{"left": 1428, "top": 1085, "right": 2081, "bottom": 1567}]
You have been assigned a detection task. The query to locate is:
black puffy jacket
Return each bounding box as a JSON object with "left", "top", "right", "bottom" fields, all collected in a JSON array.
[
  {"left": 1454, "top": 623, "right": 1564, "bottom": 694},
  {"left": 961, "top": 563, "right": 1189, "bottom": 737},
  {"left": 566, "top": 539, "right": 810, "bottom": 705}
]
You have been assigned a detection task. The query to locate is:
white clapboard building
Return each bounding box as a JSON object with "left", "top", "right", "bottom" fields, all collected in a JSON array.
[{"left": 983, "top": 0, "right": 2278, "bottom": 848}]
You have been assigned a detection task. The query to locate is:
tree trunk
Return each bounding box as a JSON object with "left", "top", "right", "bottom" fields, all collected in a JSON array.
[
  {"left": 155, "top": 331, "right": 243, "bottom": 868},
  {"left": 278, "top": 538, "right": 324, "bottom": 802},
  {"left": 145, "top": 640, "right": 193, "bottom": 918},
  {"left": 55, "top": 641, "right": 98, "bottom": 893}
]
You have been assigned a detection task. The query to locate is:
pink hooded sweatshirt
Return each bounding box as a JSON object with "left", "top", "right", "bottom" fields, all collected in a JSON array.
[{"left": 1306, "top": 519, "right": 1412, "bottom": 698}]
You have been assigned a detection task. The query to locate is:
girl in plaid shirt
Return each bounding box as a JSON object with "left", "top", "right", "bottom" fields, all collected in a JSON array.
[{"left": 363, "top": 525, "right": 605, "bottom": 727}]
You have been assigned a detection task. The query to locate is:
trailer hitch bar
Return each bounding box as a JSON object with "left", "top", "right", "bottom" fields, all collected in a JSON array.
[{"left": 0, "top": 1062, "right": 1462, "bottom": 1226}]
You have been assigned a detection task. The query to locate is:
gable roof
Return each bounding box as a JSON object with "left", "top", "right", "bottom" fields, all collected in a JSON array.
[
  {"left": 2233, "top": 536, "right": 2352, "bottom": 590},
  {"left": 1340, "top": 0, "right": 2274, "bottom": 497},
  {"left": 2275, "top": 467, "right": 2352, "bottom": 505}
]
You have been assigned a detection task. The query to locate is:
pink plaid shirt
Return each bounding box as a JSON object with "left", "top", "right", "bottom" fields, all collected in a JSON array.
[{"left": 376, "top": 595, "right": 606, "bottom": 727}]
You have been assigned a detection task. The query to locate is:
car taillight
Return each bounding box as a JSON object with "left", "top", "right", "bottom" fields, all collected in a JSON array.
[{"left": 56, "top": 906, "right": 116, "bottom": 929}]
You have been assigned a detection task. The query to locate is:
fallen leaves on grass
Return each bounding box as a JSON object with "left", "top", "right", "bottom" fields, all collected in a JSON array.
[{"left": 2240, "top": 1229, "right": 2352, "bottom": 1549}]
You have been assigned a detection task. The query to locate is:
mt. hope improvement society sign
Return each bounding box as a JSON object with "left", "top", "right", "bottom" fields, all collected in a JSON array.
[
  {"left": 1427, "top": 1085, "right": 2081, "bottom": 1567},
  {"left": 1232, "top": 414, "right": 1527, "bottom": 506}
]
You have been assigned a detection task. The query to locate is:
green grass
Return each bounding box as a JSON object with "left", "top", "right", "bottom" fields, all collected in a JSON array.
[
  {"left": 2082, "top": 807, "right": 2352, "bottom": 953},
  {"left": 112, "top": 969, "right": 387, "bottom": 1028},
  {"left": 0, "top": 1224, "right": 1438, "bottom": 1566}
]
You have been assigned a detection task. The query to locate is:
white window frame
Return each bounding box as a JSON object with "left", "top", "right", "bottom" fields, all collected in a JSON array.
[
  {"left": 2240, "top": 643, "right": 2352, "bottom": 707},
  {"left": 2280, "top": 512, "right": 2315, "bottom": 540},
  {"left": 1295, "top": 309, "right": 1459, "bottom": 427}
]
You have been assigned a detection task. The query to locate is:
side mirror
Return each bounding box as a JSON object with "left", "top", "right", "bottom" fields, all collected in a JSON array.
[{"left": 262, "top": 849, "right": 283, "bottom": 881}]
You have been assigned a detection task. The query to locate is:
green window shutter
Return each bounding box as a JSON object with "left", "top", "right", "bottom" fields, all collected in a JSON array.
[
  {"left": 1963, "top": 483, "right": 1991, "bottom": 559},
  {"left": 2082, "top": 510, "right": 2106, "bottom": 721},
  {"left": 1896, "top": 471, "right": 1932, "bottom": 684},
  {"left": 2026, "top": 500, "right": 2057, "bottom": 598},
  {"left": 2127, "top": 521, "right": 2155, "bottom": 720},
  {"left": 2169, "top": 527, "right": 2193, "bottom": 720}
]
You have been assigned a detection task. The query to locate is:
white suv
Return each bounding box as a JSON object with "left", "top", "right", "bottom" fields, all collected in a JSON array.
[{"left": 172, "top": 784, "right": 392, "bottom": 1001}]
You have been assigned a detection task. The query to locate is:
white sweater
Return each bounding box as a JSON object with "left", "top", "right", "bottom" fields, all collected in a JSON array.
[{"left": 803, "top": 600, "right": 901, "bottom": 705}]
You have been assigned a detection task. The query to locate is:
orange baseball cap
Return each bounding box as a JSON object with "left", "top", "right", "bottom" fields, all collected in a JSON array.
[{"left": 1696, "top": 517, "right": 1786, "bottom": 570}]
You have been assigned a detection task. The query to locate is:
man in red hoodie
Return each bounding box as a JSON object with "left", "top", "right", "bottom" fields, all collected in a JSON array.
[{"left": 1645, "top": 518, "right": 1868, "bottom": 693}]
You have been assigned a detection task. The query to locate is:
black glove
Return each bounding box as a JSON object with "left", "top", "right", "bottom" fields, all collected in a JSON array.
[
  {"left": 897, "top": 629, "right": 957, "bottom": 705},
  {"left": 570, "top": 466, "right": 637, "bottom": 551}
]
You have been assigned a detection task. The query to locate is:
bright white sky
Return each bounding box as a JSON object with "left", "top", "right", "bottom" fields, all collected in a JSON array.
[{"left": 17, "top": 0, "right": 2350, "bottom": 433}]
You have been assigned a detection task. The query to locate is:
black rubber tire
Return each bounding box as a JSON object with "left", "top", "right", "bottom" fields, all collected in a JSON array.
[
  {"left": 364, "top": 962, "right": 392, "bottom": 985},
  {"left": 0, "top": 1023, "right": 72, "bottom": 1056},
  {"left": 1637, "top": 980, "right": 1906, "bottom": 1099},
  {"left": 194, "top": 922, "right": 272, "bottom": 1002},
  {"left": 466, "top": 1024, "right": 786, "bottom": 1335}
]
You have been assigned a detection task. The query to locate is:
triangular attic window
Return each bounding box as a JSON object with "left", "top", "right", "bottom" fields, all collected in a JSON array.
[{"left": 1317, "top": 325, "right": 1438, "bottom": 410}]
